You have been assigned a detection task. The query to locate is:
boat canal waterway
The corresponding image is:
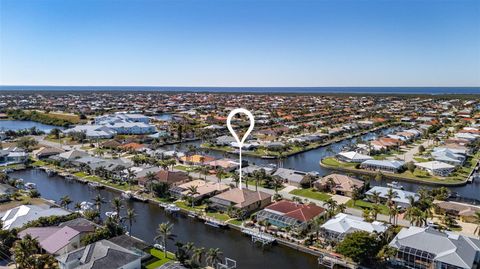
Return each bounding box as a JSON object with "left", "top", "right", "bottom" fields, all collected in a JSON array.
[
  {"left": 9, "top": 168, "right": 319, "bottom": 269},
  {"left": 165, "top": 127, "right": 480, "bottom": 202}
]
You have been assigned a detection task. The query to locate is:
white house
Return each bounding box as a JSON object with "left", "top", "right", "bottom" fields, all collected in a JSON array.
[
  {"left": 415, "top": 161, "right": 455, "bottom": 177},
  {"left": 361, "top": 160, "right": 405, "bottom": 173},
  {"left": 337, "top": 151, "right": 373, "bottom": 163},
  {"left": 320, "top": 213, "right": 387, "bottom": 242},
  {"left": 365, "top": 186, "right": 419, "bottom": 208}
]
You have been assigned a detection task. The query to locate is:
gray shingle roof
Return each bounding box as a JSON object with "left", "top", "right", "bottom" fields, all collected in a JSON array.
[{"left": 389, "top": 227, "right": 480, "bottom": 269}]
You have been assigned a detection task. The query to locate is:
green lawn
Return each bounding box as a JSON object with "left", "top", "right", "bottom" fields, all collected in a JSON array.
[
  {"left": 227, "top": 219, "right": 243, "bottom": 226},
  {"left": 174, "top": 165, "right": 190, "bottom": 171},
  {"left": 145, "top": 248, "right": 176, "bottom": 269},
  {"left": 346, "top": 199, "right": 389, "bottom": 215},
  {"left": 289, "top": 188, "right": 332, "bottom": 202},
  {"left": 206, "top": 212, "right": 230, "bottom": 221}
]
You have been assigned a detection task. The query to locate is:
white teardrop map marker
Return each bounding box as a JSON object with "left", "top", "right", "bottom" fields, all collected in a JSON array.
[{"left": 227, "top": 108, "right": 255, "bottom": 189}]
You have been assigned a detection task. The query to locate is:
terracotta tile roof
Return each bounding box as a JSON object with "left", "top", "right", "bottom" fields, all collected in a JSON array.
[{"left": 265, "top": 200, "right": 325, "bottom": 222}]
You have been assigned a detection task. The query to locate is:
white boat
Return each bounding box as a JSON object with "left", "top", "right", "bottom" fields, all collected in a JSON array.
[
  {"left": 45, "top": 169, "right": 56, "bottom": 176},
  {"left": 165, "top": 204, "right": 180, "bottom": 213},
  {"left": 205, "top": 219, "right": 227, "bottom": 228},
  {"left": 387, "top": 181, "right": 404, "bottom": 190},
  {"left": 25, "top": 182, "right": 37, "bottom": 190},
  {"left": 121, "top": 191, "right": 133, "bottom": 199},
  {"left": 80, "top": 201, "right": 94, "bottom": 210},
  {"left": 88, "top": 182, "right": 103, "bottom": 188},
  {"left": 105, "top": 211, "right": 118, "bottom": 218}
]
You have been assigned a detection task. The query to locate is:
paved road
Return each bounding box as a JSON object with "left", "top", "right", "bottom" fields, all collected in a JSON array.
[{"left": 393, "top": 139, "right": 434, "bottom": 163}]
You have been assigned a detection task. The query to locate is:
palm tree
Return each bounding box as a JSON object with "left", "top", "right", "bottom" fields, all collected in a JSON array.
[
  {"left": 310, "top": 215, "right": 325, "bottom": 240},
  {"left": 59, "top": 195, "right": 72, "bottom": 209},
  {"left": 370, "top": 190, "right": 381, "bottom": 204},
  {"left": 186, "top": 185, "right": 200, "bottom": 208},
  {"left": 324, "top": 198, "right": 338, "bottom": 218},
  {"left": 206, "top": 248, "right": 223, "bottom": 267},
  {"left": 145, "top": 171, "right": 157, "bottom": 193},
  {"left": 154, "top": 222, "right": 176, "bottom": 258},
  {"left": 385, "top": 188, "right": 399, "bottom": 223},
  {"left": 125, "top": 208, "right": 136, "bottom": 236},
  {"left": 92, "top": 194, "right": 105, "bottom": 211},
  {"left": 337, "top": 203, "right": 347, "bottom": 213},
  {"left": 184, "top": 242, "right": 195, "bottom": 256},
  {"left": 271, "top": 177, "right": 283, "bottom": 194},
  {"left": 111, "top": 197, "right": 123, "bottom": 221},
  {"left": 74, "top": 202, "right": 82, "bottom": 211},
  {"left": 474, "top": 211, "right": 480, "bottom": 238},
  {"left": 232, "top": 173, "right": 239, "bottom": 188},
  {"left": 215, "top": 167, "right": 225, "bottom": 184},
  {"left": 405, "top": 206, "right": 423, "bottom": 226},
  {"left": 192, "top": 247, "right": 205, "bottom": 266},
  {"left": 371, "top": 204, "right": 381, "bottom": 220},
  {"left": 126, "top": 168, "right": 136, "bottom": 185}
]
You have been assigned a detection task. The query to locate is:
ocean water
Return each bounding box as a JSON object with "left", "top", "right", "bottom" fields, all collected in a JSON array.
[{"left": 0, "top": 85, "right": 479, "bottom": 94}]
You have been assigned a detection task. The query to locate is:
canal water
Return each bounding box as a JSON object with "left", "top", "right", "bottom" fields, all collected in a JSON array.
[
  {"left": 165, "top": 127, "right": 480, "bottom": 202},
  {"left": 9, "top": 169, "right": 319, "bottom": 269},
  {"left": 0, "top": 120, "right": 63, "bottom": 133}
]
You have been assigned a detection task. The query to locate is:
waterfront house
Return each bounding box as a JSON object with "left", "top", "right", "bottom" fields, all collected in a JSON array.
[
  {"left": 320, "top": 213, "right": 387, "bottom": 242},
  {"left": 272, "top": 168, "right": 310, "bottom": 187},
  {"left": 336, "top": 151, "right": 373, "bottom": 163},
  {"left": 215, "top": 135, "right": 237, "bottom": 146},
  {"left": 314, "top": 173, "right": 364, "bottom": 197},
  {"left": 434, "top": 201, "right": 480, "bottom": 223},
  {"left": 56, "top": 239, "right": 142, "bottom": 269},
  {"left": 138, "top": 170, "right": 189, "bottom": 187},
  {"left": 33, "top": 146, "right": 64, "bottom": 159},
  {"left": 365, "top": 186, "right": 418, "bottom": 208},
  {"left": 241, "top": 165, "right": 275, "bottom": 176},
  {"left": 256, "top": 200, "right": 325, "bottom": 230},
  {"left": 95, "top": 113, "right": 150, "bottom": 124},
  {"left": 389, "top": 227, "right": 480, "bottom": 269},
  {"left": 57, "top": 150, "right": 89, "bottom": 162},
  {"left": 210, "top": 188, "right": 272, "bottom": 214},
  {"left": 415, "top": 161, "right": 455, "bottom": 177},
  {"left": 179, "top": 154, "right": 215, "bottom": 165},
  {"left": 431, "top": 148, "right": 465, "bottom": 166},
  {"left": 207, "top": 158, "right": 239, "bottom": 172},
  {"left": 1, "top": 205, "right": 71, "bottom": 230},
  {"left": 64, "top": 125, "right": 117, "bottom": 139},
  {"left": 19, "top": 226, "right": 86, "bottom": 255},
  {"left": 0, "top": 148, "right": 28, "bottom": 166},
  {"left": 169, "top": 179, "right": 230, "bottom": 201},
  {"left": 360, "top": 160, "right": 405, "bottom": 173}
]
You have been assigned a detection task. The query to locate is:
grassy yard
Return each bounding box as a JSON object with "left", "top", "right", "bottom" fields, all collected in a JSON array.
[
  {"left": 289, "top": 188, "right": 332, "bottom": 202},
  {"left": 206, "top": 211, "right": 230, "bottom": 221},
  {"left": 346, "top": 199, "right": 389, "bottom": 215},
  {"left": 144, "top": 248, "right": 176, "bottom": 269}
]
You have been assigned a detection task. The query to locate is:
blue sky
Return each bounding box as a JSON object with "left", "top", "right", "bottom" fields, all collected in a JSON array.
[{"left": 1, "top": 0, "right": 479, "bottom": 87}]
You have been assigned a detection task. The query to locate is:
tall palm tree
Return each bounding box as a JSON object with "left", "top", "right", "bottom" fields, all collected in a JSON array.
[
  {"left": 111, "top": 197, "right": 123, "bottom": 221},
  {"left": 59, "top": 195, "right": 72, "bottom": 209},
  {"left": 474, "top": 211, "right": 480, "bottom": 238},
  {"left": 371, "top": 204, "right": 381, "bottom": 220},
  {"left": 192, "top": 247, "right": 205, "bottom": 266},
  {"left": 186, "top": 185, "right": 200, "bottom": 208},
  {"left": 155, "top": 222, "right": 176, "bottom": 258},
  {"left": 405, "top": 206, "right": 423, "bottom": 226},
  {"left": 337, "top": 203, "right": 347, "bottom": 213},
  {"left": 125, "top": 208, "right": 136, "bottom": 236},
  {"left": 324, "top": 198, "right": 338, "bottom": 218},
  {"left": 215, "top": 168, "right": 225, "bottom": 184},
  {"left": 370, "top": 191, "right": 381, "bottom": 204},
  {"left": 145, "top": 171, "right": 157, "bottom": 193},
  {"left": 206, "top": 248, "right": 223, "bottom": 267},
  {"left": 92, "top": 194, "right": 105, "bottom": 212},
  {"left": 385, "top": 188, "right": 399, "bottom": 223}
]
